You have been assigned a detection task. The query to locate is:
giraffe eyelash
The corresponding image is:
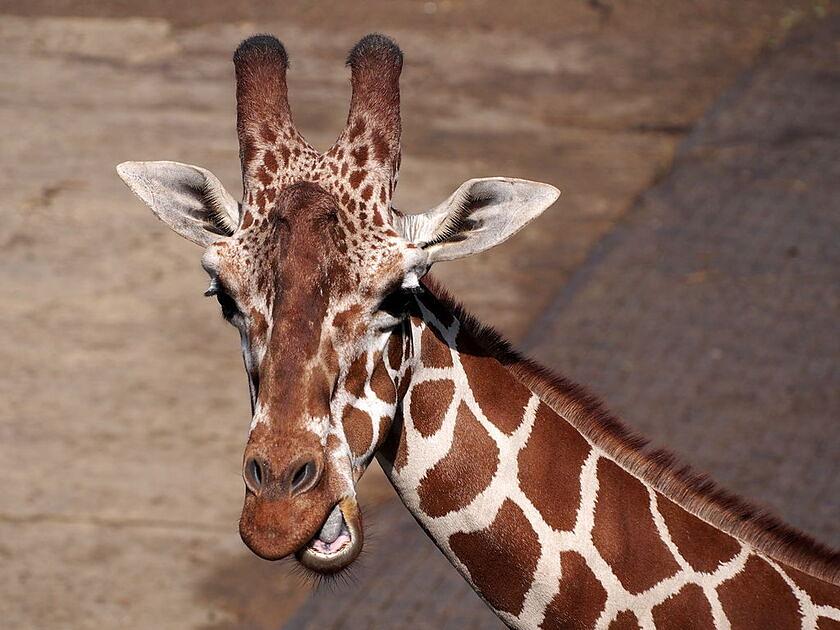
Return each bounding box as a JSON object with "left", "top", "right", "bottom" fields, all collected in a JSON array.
[
  {"left": 204, "top": 277, "right": 220, "bottom": 297},
  {"left": 204, "top": 278, "right": 240, "bottom": 321}
]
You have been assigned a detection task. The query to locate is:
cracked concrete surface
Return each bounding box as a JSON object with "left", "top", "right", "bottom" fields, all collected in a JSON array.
[{"left": 0, "top": 2, "right": 830, "bottom": 628}]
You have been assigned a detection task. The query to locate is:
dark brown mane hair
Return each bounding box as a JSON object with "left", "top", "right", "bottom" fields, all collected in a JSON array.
[{"left": 422, "top": 276, "right": 840, "bottom": 584}]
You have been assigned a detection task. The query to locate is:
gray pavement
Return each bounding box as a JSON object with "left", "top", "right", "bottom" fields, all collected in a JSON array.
[
  {"left": 284, "top": 15, "right": 840, "bottom": 629},
  {"left": 526, "top": 16, "right": 840, "bottom": 545}
]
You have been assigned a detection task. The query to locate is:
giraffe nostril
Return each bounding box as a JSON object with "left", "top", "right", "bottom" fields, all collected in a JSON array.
[
  {"left": 244, "top": 457, "right": 264, "bottom": 494},
  {"left": 290, "top": 459, "right": 320, "bottom": 496}
]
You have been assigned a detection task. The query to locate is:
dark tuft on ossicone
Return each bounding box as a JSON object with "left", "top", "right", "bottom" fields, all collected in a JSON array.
[
  {"left": 346, "top": 33, "right": 402, "bottom": 70},
  {"left": 234, "top": 34, "right": 289, "bottom": 69}
]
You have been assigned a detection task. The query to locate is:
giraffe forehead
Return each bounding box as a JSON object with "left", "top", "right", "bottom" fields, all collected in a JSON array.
[
  {"left": 224, "top": 207, "right": 417, "bottom": 311},
  {"left": 228, "top": 223, "right": 408, "bottom": 293}
]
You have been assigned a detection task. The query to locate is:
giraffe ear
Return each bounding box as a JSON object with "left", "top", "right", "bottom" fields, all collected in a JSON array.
[
  {"left": 116, "top": 161, "right": 241, "bottom": 247},
  {"left": 396, "top": 177, "right": 560, "bottom": 264}
]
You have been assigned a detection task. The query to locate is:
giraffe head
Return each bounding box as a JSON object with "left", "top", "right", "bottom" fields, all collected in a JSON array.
[{"left": 117, "top": 34, "right": 559, "bottom": 574}]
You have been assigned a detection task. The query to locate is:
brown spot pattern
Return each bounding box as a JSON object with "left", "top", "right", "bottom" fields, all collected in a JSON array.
[
  {"left": 347, "top": 117, "right": 365, "bottom": 142},
  {"left": 242, "top": 134, "right": 258, "bottom": 167},
  {"left": 264, "top": 151, "right": 278, "bottom": 173},
  {"left": 608, "top": 611, "right": 641, "bottom": 629},
  {"left": 344, "top": 353, "right": 368, "bottom": 395},
  {"left": 370, "top": 359, "right": 395, "bottom": 404},
  {"left": 418, "top": 402, "right": 498, "bottom": 517},
  {"left": 387, "top": 333, "right": 403, "bottom": 372},
  {"left": 259, "top": 122, "right": 277, "bottom": 144},
  {"left": 349, "top": 170, "right": 366, "bottom": 189},
  {"left": 519, "top": 403, "right": 590, "bottom": 532},
  {"left": 592, "top": 459, "right": 680, "bottom": 594},
  {"left": 351, "top": 144, "right": 368, "bottom": 167},
  {"left": 421, "top": 325, "right": 453, "bottom": 368},
  {"left": 657, "top": 495, "right": 741, "bottom": 573},
  {"left": 409, "top": 379, "right": 455, "bottom": 438},
  {"left": 541, "top": 551, "right": 607, "bottom": 630},
  {"left": 333, "top": 303, "right": 362, "bottom": 331},
  {"left": 449, "top": 499, "right": 539, "bottom": 616},
  {"left": 256, "top": 166, "right": 272, "bottom": 186},
  {"left": 371, "top": 129, "right": 389, "bottom": 163},
  {"left": 343, "top": 406, "right": 373, "bottom": 458},
  {"left": 718, "top": 555, "right": 802, "bottom": 629},
  {"left": 256, "top": 189, "right": 267, "bottom": 210},
  {"left": 459, "top": 336, "right": 530, "bottom": 434},
  {"left": 651, "top": 583, "right": 714, "bottom": 629}
]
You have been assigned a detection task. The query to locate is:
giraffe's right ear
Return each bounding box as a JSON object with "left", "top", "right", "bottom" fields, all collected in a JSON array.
[{"left": 116, "top": 161, "right": 241, "bottom": 247}]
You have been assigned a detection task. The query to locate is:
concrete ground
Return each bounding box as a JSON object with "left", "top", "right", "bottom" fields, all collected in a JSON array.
[
  {"left": 526, "top": 15, "right": 840, "bottom": 547},
  {"left": 0, "top": 2, "right": 834, "bottom": 629}
]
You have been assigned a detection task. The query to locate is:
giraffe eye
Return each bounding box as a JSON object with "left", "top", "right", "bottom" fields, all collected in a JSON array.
[
  {"left": 215, "top": 290, "right": 240, "bottom": 320},
  {"left": 204, "top": 279, "right": 240, "bottom": 321}
]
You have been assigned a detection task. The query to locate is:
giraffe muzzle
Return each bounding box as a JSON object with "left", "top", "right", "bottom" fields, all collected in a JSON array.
[{"left": 296, "top": 496, "right": 364, "bottom": 574}]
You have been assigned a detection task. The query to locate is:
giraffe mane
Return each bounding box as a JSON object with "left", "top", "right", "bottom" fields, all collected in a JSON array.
[{"left": 422, "top": 276, "right": 840, "bottom": 585}]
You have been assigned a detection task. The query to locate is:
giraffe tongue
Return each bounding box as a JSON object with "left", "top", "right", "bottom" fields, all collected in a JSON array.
[{"left": 317, "top": 504, "right": 345, "bottom": 545}]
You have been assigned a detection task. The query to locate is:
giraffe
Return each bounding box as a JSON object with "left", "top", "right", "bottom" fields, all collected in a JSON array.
[{"left": 116, "top": 33, "right": 840, "bottom": 629}]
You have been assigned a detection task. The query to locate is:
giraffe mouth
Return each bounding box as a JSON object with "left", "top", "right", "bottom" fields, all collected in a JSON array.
[{"left": 296, "top": 496, "right": 363, "bottom": 573}]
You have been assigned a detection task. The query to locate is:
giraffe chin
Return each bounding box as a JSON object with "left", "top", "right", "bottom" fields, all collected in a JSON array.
[{"left": 295, "top": 497, "right": 363, "bottom": 574}]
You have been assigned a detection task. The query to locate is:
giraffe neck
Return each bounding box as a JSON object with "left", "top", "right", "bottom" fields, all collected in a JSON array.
[{"left": 376, "top": 282, "right": 840, "bottom": 629}]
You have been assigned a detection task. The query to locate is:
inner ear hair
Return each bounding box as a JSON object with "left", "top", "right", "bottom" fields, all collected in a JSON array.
[
  {"left": 418, "top": 188, "right": 489, "bottom": 248},
  {"left": 197, "top": 180, "right": 239, "bottom": 236}
]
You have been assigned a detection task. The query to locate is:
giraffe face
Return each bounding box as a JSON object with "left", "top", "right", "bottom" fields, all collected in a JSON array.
[
  {"left": 117, "top": 33, "right": 559, "bottom": 576},
  {"left": 200, "top": 181, "right": 424, "bottom": 572}
]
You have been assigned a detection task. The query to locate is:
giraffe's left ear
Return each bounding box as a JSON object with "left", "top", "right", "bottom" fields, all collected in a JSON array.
[{"left": 395, "top": 177, "right": 560, "bottom": 264}]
